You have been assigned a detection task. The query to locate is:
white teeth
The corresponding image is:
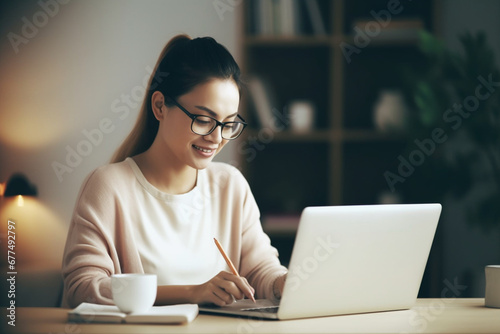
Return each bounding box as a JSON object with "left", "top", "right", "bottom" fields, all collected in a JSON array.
[{"left": 194, "top": 145, "right": 213, "bottom": 153}]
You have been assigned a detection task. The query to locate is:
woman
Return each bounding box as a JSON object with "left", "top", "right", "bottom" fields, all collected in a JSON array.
[{"left": 61, "top": 34, "right": 288, "bottom": 308}]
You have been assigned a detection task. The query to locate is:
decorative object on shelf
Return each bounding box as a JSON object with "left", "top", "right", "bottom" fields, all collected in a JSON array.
[
  {"left": 288, "top": 100, "right": 315, "bottom": 133},
  {"left": 373, "top": 89, "right": 409, "bottom": 133}
]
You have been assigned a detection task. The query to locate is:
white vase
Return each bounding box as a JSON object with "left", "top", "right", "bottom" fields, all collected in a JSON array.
[
  {"left": 373, "top": 90, "right": 409, "bottom": 133},
  {"left": 288, "top": 100, "right": 315, "bottom": 133}
]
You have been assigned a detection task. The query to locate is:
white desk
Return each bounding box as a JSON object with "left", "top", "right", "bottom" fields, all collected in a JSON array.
[{"left": 3, "top": 298, "right": 500, "bottom": 334}]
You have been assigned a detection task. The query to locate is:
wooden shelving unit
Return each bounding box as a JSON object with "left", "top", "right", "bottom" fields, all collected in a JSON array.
[{"left": 237, "top": 0, "right": 438, "bottom": 268}]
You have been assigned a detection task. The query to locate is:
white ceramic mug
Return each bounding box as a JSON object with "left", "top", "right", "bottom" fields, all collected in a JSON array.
[
  {"left": 485, "top": 265, "right": 500, "bottom": 308},
  {"left": 111, "top": 274, "right": 157, "bottom": 313}
]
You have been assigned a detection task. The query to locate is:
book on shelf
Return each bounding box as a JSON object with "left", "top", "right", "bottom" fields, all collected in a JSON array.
[
  {"left": 253, "top": 0, "right": 300, "bottom": 36},
  {"left": 280, "top": 0, "right": 300, "bottom": 35},
  {"left": 246, "top": 75, "right": 279, "bottom": 131},
  {"left": 250, "top": 0, "right": 326, "bottom": 36},
  {"left": 254, "top": 0, "right": 272, "bottom": 35},
  {"left": 305, "top": 0, "right": 327, "bottom": 35},
  {"left": 68, "top": 302, "right": 199, "bottom": 324}
]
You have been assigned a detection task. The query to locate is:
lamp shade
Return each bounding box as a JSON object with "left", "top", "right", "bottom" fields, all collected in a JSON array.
[{"left": 4, "top": 173, "right": 37, "bottom": 197}]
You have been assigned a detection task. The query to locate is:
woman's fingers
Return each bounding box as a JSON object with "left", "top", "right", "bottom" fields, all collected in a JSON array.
[
  {"left": 211, "top": 285, "right": 235, "bottom": 306},
  {"left": 197, "top": 271, "right": 256, "bottom": 306},
  {"left": 219, "top": 271, "right": 255, "bottom": 302}
]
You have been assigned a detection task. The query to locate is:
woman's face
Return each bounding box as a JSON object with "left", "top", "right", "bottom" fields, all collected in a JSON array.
[{"left": 157, "top": 78, "right": 240, "bottom": 170}]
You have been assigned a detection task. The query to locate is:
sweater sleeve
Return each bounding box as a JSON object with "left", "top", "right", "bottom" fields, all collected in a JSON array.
[
  {"left": 235, "top": 170, "right": 288, "bottom": 302},
  {"left": 61, "top": 169, "right": 126, "bottom": 308}
]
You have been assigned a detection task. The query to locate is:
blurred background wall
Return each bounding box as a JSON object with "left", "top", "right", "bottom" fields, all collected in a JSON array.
[
  {"left": 0, "top": 0, "right": 499, "bottom": 305},
  {"left": 0, "top": 0, "right": 241, "bottom": 229}
]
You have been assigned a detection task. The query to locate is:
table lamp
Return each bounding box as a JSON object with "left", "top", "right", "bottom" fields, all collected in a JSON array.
[
  {"left": 1, "top": 173, "right": 67, "bottom": 307},
  {"left": 3, "top": 173, "right": 38, "bottom": 206}
]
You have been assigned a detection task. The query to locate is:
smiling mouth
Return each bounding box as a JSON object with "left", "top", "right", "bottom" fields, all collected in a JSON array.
[{"left": 193, "top": 145, "right": 216, "bottom": 153}]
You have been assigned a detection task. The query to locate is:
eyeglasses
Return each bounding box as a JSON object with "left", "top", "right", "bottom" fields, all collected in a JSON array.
[{"left": 166, "top": 96, "right": 247, "bottom": 140}]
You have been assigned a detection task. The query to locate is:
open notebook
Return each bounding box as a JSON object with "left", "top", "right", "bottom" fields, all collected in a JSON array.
[{"left": 68, "top": 302, "right": 198, "bottom": 324}]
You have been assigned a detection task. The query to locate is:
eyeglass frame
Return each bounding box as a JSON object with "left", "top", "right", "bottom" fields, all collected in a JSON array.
[{"left": 165, "top": 95, "right": 247, "bottom": 140}]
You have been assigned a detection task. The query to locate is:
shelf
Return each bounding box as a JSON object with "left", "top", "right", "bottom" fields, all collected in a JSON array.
[
  {"left": 244, "top": 35, "right": 333, "bottom": 47},
  {"left": 341, "top": 130, "right": 407, "bottom": 142},
  {"left": 243, "top": 129, "right": 407, "bottom": 143},
  {"left": 244, "top": 129, "right": 331, "bottom": 142},
  {"left": 240, "top": 0, "right": 439, "bottom": 295},
  {"left": 342, "top": 0, "right": 434, "bottom": 34},
  {"left": 342, "top": 34, "right": 421, "bottom": 47},
  {"left": 245, "top": 33, "right": 421, "bottom": 48},
  {"left": 241, "top": 0, "right": 436, "bottom": 209}
]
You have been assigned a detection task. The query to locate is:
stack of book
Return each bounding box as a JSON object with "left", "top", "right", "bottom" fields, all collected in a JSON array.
[{"left": 249, "top": 0, "right": 327, "bottom": 36}]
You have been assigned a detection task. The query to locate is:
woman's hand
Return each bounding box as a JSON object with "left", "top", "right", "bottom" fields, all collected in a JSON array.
[{"left": 190, "top": 271, "right": 255, "bottom": 306}]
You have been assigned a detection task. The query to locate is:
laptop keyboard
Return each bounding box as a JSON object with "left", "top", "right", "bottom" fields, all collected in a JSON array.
[{"left": 241, "top": 306, "right": 279, "bottom": 313}]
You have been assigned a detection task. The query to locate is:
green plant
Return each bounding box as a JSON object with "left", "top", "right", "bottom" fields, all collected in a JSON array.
[{"left": 401, "top": 30, "right": 500, "bottom": 230}]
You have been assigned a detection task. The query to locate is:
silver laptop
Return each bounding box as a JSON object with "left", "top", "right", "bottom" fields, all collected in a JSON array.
[{"left": 200, "top": 203, "right": 441, "bottom": 320}]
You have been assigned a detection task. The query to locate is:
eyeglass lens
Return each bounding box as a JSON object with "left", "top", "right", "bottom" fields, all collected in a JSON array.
[{"left": 192, "top": 116, "right": 244, "bottom": 139}]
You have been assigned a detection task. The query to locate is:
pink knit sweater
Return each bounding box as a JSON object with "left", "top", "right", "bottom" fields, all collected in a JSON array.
[{"left": 61, "top": 158, "right": 287, "bottom": 308}]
